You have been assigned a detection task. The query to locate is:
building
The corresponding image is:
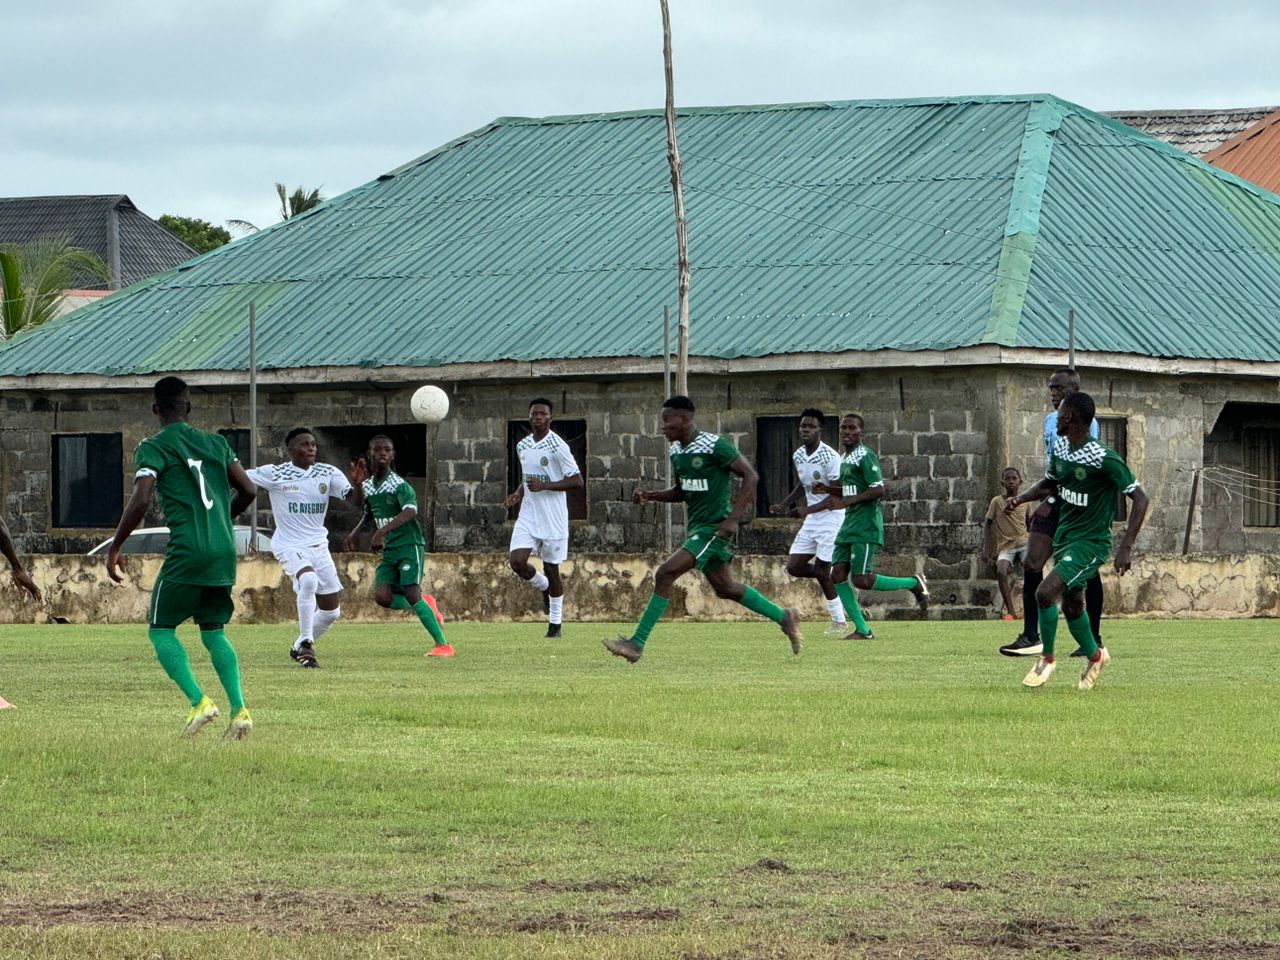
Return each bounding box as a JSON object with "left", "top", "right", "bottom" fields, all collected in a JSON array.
[
  {"left": 2, "top": 94, "right": 1279, "bottom": 615},
  {"left": 1106, "top": 106, "right": 1278, "bottom": 158},
  {"left": 1203, "top": 108, "right": 1280, "bottom": 196}
]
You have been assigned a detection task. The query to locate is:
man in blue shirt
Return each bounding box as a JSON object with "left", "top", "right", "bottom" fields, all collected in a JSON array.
[{"left": 999, "top": 368, "right": 1105, "bottom": 659}]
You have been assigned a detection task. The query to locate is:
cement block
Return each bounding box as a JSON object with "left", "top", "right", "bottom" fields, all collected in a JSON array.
[{"left": 931, "top": 455, "right": 969, "bottom": 478}]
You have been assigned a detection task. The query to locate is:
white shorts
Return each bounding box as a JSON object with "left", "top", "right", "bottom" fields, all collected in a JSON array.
[
  {"left": 509, "top": 517, "right": 569, "bottom": 565},
  {"left": 274, "top": 544, "right": 343, "bottom": 595},
  {"left": 790, "top": 515, "right": 840, "bottom": 564},
  {"left": 998, "top": 544, "right": 1029, "bottom": 565}
]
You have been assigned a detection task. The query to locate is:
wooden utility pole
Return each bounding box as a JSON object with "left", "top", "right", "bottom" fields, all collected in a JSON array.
[{"left": 660, "top": 0, "right": 690, "bottom": 395}]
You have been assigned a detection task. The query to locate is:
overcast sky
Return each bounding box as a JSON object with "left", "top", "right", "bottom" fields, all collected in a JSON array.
[{"left": 4, "top": 1, "right": 1277, "bottom": 232}]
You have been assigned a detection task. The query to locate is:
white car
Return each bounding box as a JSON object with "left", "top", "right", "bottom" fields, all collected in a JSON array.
[{"left": 87, "top": 526, "right": 273, "bottom": 557}]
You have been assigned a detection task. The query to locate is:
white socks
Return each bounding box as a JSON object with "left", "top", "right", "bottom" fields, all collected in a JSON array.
[
  {"left": 296, "top": 571, "right": 319, "bottom": 643},
  {"left": 529, "top": 571, "right": 550, "bottom": 592},
  {"left": 313, "top": 607, "right": 341, "bottom": 641},
  {"left": 826, "top": 597, "right": 846, "bottom": 624},
  {"left": 548, "top": 595, "right": 563, "bottom": 625}
]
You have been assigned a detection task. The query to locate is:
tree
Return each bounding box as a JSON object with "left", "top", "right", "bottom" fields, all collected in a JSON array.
[
  {"left": 157, "top": 215, "right": 231, "bottom": 255},
  {"left": 228, "top": 183, "right": 325, "bottom": 234},
  {"left": 0, "top": 234, "right": 112, "bottom": 339}
]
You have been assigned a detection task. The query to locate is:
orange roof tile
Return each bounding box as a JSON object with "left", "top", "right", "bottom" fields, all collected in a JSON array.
[{"left": 1205, "top": 109, "right": 1280, "bottom": 195}]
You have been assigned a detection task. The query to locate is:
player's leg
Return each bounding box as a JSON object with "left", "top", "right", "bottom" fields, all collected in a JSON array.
[
  {"left": 310, "top": 548, "right": 344, "bottom": 646},
  {"left": 849, "top": 544, "right": 928, "bottom": 610},
  {"left": 831, "top": 550, "right": 872, "bottom": 638},
  {"left": 996, "top": 557, "right": 1016, "bottom": 619},
  {"left": 603, "top": 548, "right": 696, "bottom": 661},
  {"left": 194, "top": 588, "right": 251, "bottom": 739},
  {"left": 1007, "top": 503, "right": 1055, "bottom": 655},
  {"left": 704, "top": 560, "right": 802, "bottom": 655},
  {"left": 1022, "top": 568, "right": 1066, "bottom": 687},
  {"left": 812, "top": 527, "right": 845, "bottom": 633},
  {"left": 1072, "top": 573, "right": 1105, "bottom": 657},
  {"left": 147, "top": 578, "right": 218, "bottom": 734},
  {"left": 543, "top": 544, "right": 567, "bottom": 638},
  {"left": 1052, "top": 547, "right": 1109, "bottom": 686},
  {"left": 510, "top": 518, "right": 551, "bottom": 609},
  {"left": 399, "top": 548, "right": 450, "bottom": 655},
  {"left": 279, "top": 548, "right": 320, "bottom": 665}
]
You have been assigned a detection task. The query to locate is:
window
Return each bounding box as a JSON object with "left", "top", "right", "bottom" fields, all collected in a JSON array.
[
  {"left": 52, "top": 433, "right": 123, "bottom": 527},
  {"left": 1243, "top": 427, "right": 1280, "bottom": 527},
  {"left": 506, "top": 419, "right": 588, "bottom": 520},
  {"left": 754, "top": 415, "right": 842, "bottom": 517},
  {"left": 219, "top": 428, "right": 252, "bottom": 466},
  {"left": 1097, "top": 417, "right": 1128, "bottom": 522}
]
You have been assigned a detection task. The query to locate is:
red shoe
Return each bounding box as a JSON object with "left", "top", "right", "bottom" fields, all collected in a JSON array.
[
  {"left": 427, "top": 643, "right": 454, "bottom": 658},
  {"left": 424, "top": 594, "right": 445, "bottom": 624},
  {"left": 1002, "top": 613, "right": 1015, "bottom": 621}
]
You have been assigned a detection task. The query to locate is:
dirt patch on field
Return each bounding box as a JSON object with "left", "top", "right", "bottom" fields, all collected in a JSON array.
[{"left": 527, "top": 873, "right": 655, "bottom": 893}]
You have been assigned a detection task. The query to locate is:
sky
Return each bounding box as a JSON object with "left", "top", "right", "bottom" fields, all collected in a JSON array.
[{"left": 4, "top": 0, "right": 1278, "bottom": 232}]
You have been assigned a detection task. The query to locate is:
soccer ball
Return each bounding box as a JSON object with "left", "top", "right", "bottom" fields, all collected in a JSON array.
[{"left": 410, "top": 385, "right": 450, "bottom": 424}]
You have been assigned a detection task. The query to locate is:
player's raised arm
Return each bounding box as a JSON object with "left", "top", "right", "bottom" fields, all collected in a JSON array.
[
  {"left": 1006, "top": 477, "right": 1055, "bottom": 514},
  {"left": 0, "top": 514, "right": 40, "bottom": 601},
  {"left": 633, "top": 484, "right": 682, "bottom": 506},
  {"left": 107, "top": 475, "right": 156, "bottom": 583},
  {"left": 227, "top": 461, "right": 257, "bottom": 518}
]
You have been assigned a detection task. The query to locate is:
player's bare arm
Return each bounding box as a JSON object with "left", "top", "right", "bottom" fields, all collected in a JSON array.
[
  {"left": 717, "top": 455, "right": 758, "bottom": 539},
  {"left": 228, "top": 461, "right": 257, "bottom": 518},
  {"left": 0, "top": 514, "right": 41, "bottom": 601},
  {"left": 342, "top": 514, "right": 368, "bottom": 552},
  {"left": 769, "top": 482, "right": 805, "bottom": 517},
  {"left": 634, "top": 486, "right": 682, "bottom": 506},
  {"left": 370, "top": 506, "right": 417, "bottom": 550},
  {"left": 501, "top": 485, "right": 525, "bottom": 510},
  {"left": 107, "top": 476, "right": 157, "bottom": 583},
  {"left": 1114, "top": 485, "right": 1150, "bottom": 575},
  {"left": 526, "top": 472, "right": 583, "bottom": 494},
  {"left": 1006, "top": 478, "right": 1055, "bottom": 513}
]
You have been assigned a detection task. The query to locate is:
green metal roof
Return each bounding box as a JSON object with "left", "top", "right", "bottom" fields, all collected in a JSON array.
[{"left": 4, "top": 93, "right": 1280, "bottom": 377}]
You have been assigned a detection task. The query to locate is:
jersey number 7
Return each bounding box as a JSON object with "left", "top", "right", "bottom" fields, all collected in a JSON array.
[{"left": 186, "top": 458, "right": 214, "bottom": 510}]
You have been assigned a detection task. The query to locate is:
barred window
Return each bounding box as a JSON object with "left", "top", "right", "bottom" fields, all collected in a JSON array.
[
  {"left": 52, "top": 433, "right": 123, "bottom": 527},
  {"left": 754, "top": 415, "right": 842, "bottom": 517},
  {"left": 1242, "top": 427, "right": 1280, "bottom": 527},
  {"left": 1097, "top": 417, "right": 1128, "bottom": 522},
  {"left": 506, "top": 420, "right": 588, "bottom": 521}
]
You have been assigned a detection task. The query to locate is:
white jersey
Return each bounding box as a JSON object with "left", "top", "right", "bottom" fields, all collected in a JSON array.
[
  {"left": 515, "top": 430, "right": 580, "bottom": 540},
  {"left": 246, "top": 461, "right": 352, "bottom": 551},
  {"left": 793, "top": 442, "right": 845, "bottom": 519}
]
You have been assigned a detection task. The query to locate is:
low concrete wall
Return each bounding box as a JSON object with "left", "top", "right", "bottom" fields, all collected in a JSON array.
[{"left": 0, "top": 552, "right": 1274, "bottom": 625}]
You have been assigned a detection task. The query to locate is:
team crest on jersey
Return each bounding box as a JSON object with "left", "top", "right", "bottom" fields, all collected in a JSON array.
[
  {"left": 540, "top": 456, "right": 549, "bottom": 467},
  {"left": 1074, "top": 467, "right": 1086, "bottom": 480},
  {"left": 692, "top": 456, "right": 704, "bottom": 468},
  {"left": 319, "top": 483, "right": 328, "bottom": 494},
  {"left": 812, "top": 470, "right": 821, "bottom": 480}
]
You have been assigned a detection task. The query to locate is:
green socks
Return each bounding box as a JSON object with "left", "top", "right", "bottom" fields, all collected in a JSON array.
[
  {"left": 200, "top": 629, "right": 244, "bottom": 713},
  {"left": 1037, "top": 604, "right": 1060, "bottom": 658},
  {"left": 1065, "top": 611, "right": 1098, "bottom": 660},
  {"left": 740, "top": 586, "right": 786, "bottom": 624},
  {"left": 872, "top": 575, "right": 919, "bottom": 592},
  {"left": 390, "top": 595, "right": 413, "bottom": 611},
  {"left": 412, "top": 600, "right": 447, "bottom": 645},
  {"left": 834, "top": 581, "right": 870, "bottom": 633},
  {"left": 632, "top": 594, "right": 669, "bottom": 648},
  {"left": 148, "top": 628, "right": 203, "bottom": 707}
]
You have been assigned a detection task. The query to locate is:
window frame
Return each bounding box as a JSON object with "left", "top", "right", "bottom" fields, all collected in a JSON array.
[
  {"left": 506, "top": 419, "right": 589, "bottom": 522},
  {"left": 753, "top": 414, "right": 843, "bottom": 518},
  {"left": 51, "top": 432, "right": 124, "bottom": 529},
  {"left": 1096, "top": 416, "right": 1129, "bottom": 523},
  {"left": 1242, "top": 426, "right": 1280, "bottom": 528}
]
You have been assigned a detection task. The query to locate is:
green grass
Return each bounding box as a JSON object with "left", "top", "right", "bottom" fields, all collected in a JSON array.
[{"left": 1, "top": 618, "right": 1278, "bottom": 958}]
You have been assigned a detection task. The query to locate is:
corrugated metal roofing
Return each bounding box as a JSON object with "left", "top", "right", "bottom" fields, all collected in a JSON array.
[
  {"left": 3, "top": 94, "right": 1280, "bottom": 377},
  {"left": 0, "top": 195, "right": 196, "bottom": 288},
  {"left": 1105, "top": 106, "right": 1277, "bottom": 158},
  {"left": 1205, "top": 109, "right": 1280, "bottom": 195}
]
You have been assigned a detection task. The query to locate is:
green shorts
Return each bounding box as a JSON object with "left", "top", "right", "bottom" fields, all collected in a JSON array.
[
  {"left": 375, "top": 544, "right": 426, "bottom": 591},
  {"left": 833, "top": 541, "right": 878, "bottom": 574},
  {"left": 1052, "top": 540, "right": 1110, "bottom": 590},
  {"left": 680, "top": 527, "right": 734, "bottom": 572},
  {"left": 149, "top": 576, "right": 234, "bottom": 628}
]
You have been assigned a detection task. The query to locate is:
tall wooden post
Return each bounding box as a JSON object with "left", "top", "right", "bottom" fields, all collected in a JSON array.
[{"left": 660, "top": 0, "right": 690, "bottom": 396}]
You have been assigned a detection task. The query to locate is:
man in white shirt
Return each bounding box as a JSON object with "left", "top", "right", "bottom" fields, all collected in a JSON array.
[
  {"left": 246, "top": 427, "right": 353, "bottom": 667},
  {"left": 769, "top": 409, "right": 848, "bottom": 636},
  {"left": 501, "top": 399, "right": 584, "bottom": 637}
]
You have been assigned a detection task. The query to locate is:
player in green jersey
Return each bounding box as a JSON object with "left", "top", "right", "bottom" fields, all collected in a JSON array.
[
  {"left": 809, "top": 414, "right": 929, "bottom": 639},
  {"left": 1005, "top": 392, "right": 1148, "bottom": 690},
  {"left": 107, "top": 377, "right": 257, "bottom": 739},
  {"left": 603, "top": 395, "right": 802, "bottom": 662},
  {"left": 344, "top": 435, "right": 452, "bottom": 657},
  {"left": 1, "top": 512, "right": 42, "bottom": 709}
]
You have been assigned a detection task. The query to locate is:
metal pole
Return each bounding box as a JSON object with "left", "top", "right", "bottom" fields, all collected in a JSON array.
[
  {"left": 1068, "top": 308, "right": 1076, "bottom": 369},
  {"left": 663, "top": 306, "right": 673, "bottom": 553},
  {"left": 248, "top": 302, "right": 258, "bottom": 551},
  {"left": 1182, "top": 468, "right": 1200, "bottom": 556}
]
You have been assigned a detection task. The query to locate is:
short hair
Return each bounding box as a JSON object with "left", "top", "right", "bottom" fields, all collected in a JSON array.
[
  {"left": 153, "top": 376, "right": 189, "bottom": 415},
  {"left": 529, "top": 397, "right": 554, "bottom": 413},
  {"left": 1060, "top": 391, "right": 1095, "bottom": 425},
  {"left": 800, "top": 407, "right": 824, "bottom": 421},
  {"left": 1052, "top": 367, "right": 1082, "bottom": 386},
  {"left": 1002, "top": 466, "right": 1022, "bottom": 478},
  {"left": 367, "top": 433, "right": 394, "bottom": 449},
  {"left": 842, "top": 413, "right": 864, "bottom": 428},
  {"left": 285, "top": 427, "right": 314, "bottom": 446},
  {"left": 663, "top": 395, "right": 695, "bottom": 413}
]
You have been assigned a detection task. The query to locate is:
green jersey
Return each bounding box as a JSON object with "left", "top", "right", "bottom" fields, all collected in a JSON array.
[
  {"left": 134, "top": 422, "right": 239, "bottom": 585},
  {"left": 1047, "top": 435, "right": 1136, "bottom": 546},
  {"left": 835, "top": 444, "right": 885, "bottom": 545},
  {"left": 670, "top": 432, "right": 740, "bottom": 530},
  {"left": 362, "top": 470, "right": 424, "bottom": 550}
]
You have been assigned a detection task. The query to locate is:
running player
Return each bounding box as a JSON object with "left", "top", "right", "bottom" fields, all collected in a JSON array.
[
  {"left": 247, "top": 427, "right": 352, "bottom": 668},
  {"left": 0, "top": 512, "right": 42, "bottom": 709},
  {"left": 603, "top": 395, "right": 802, "bottom": 662},
  {"left": 106, "top": 376, "right": 255, "bottom": 739},
  {"left": 502, "top": 398, "right": 583, "bottom": 638},
  {"left": 1006, "top": 391, "right": 1148, "bottom": 690},
  {"left": 812, "top": 414, "right": 928, "bottom": 639},
  {"left": 769, "top": 408, "right": 846, "bottom": 636},
  {"left": 343, "top": 434, "right": 452, "bottom": 657}
]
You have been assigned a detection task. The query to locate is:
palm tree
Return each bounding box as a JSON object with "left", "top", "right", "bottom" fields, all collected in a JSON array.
[
  {"left": 0, "top": 234, "right": 112, "bottom": 339},
  {"left": 228, "top": 183, "right": 325, "bottom": 234}
]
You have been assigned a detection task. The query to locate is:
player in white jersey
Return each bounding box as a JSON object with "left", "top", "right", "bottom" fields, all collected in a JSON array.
[
  {"left": 501, "top": 398, "right": 584, "bottom": 637},
  {"left": 768, "top": 409, "right": 848, "bottom": 636},
  {"left": 245, "top": 427, "right": 353, "bottom": 668}
]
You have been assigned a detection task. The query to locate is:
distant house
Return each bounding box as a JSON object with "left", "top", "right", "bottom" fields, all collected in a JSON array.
[
  {"left": 0, "top": 195, "right": 196, "bottom": 302},
  {"left": 1, "top": 95, "right": 1280, "bottom": 615},
  {"left": 1203, "top": 109, "right": 1280, "bottom": 195},
  {"left": 1106, "top": 106, "right": 1278, "bottom": 158}
]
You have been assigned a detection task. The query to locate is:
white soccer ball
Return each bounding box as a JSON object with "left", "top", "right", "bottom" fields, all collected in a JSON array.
[{"left": 410, "top": 385, "right": 450, "bottom": 424}]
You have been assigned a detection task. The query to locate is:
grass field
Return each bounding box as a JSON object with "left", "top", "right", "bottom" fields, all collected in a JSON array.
[{"left": 1, "top": 617, "right": 1278, "bottom": 959}]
